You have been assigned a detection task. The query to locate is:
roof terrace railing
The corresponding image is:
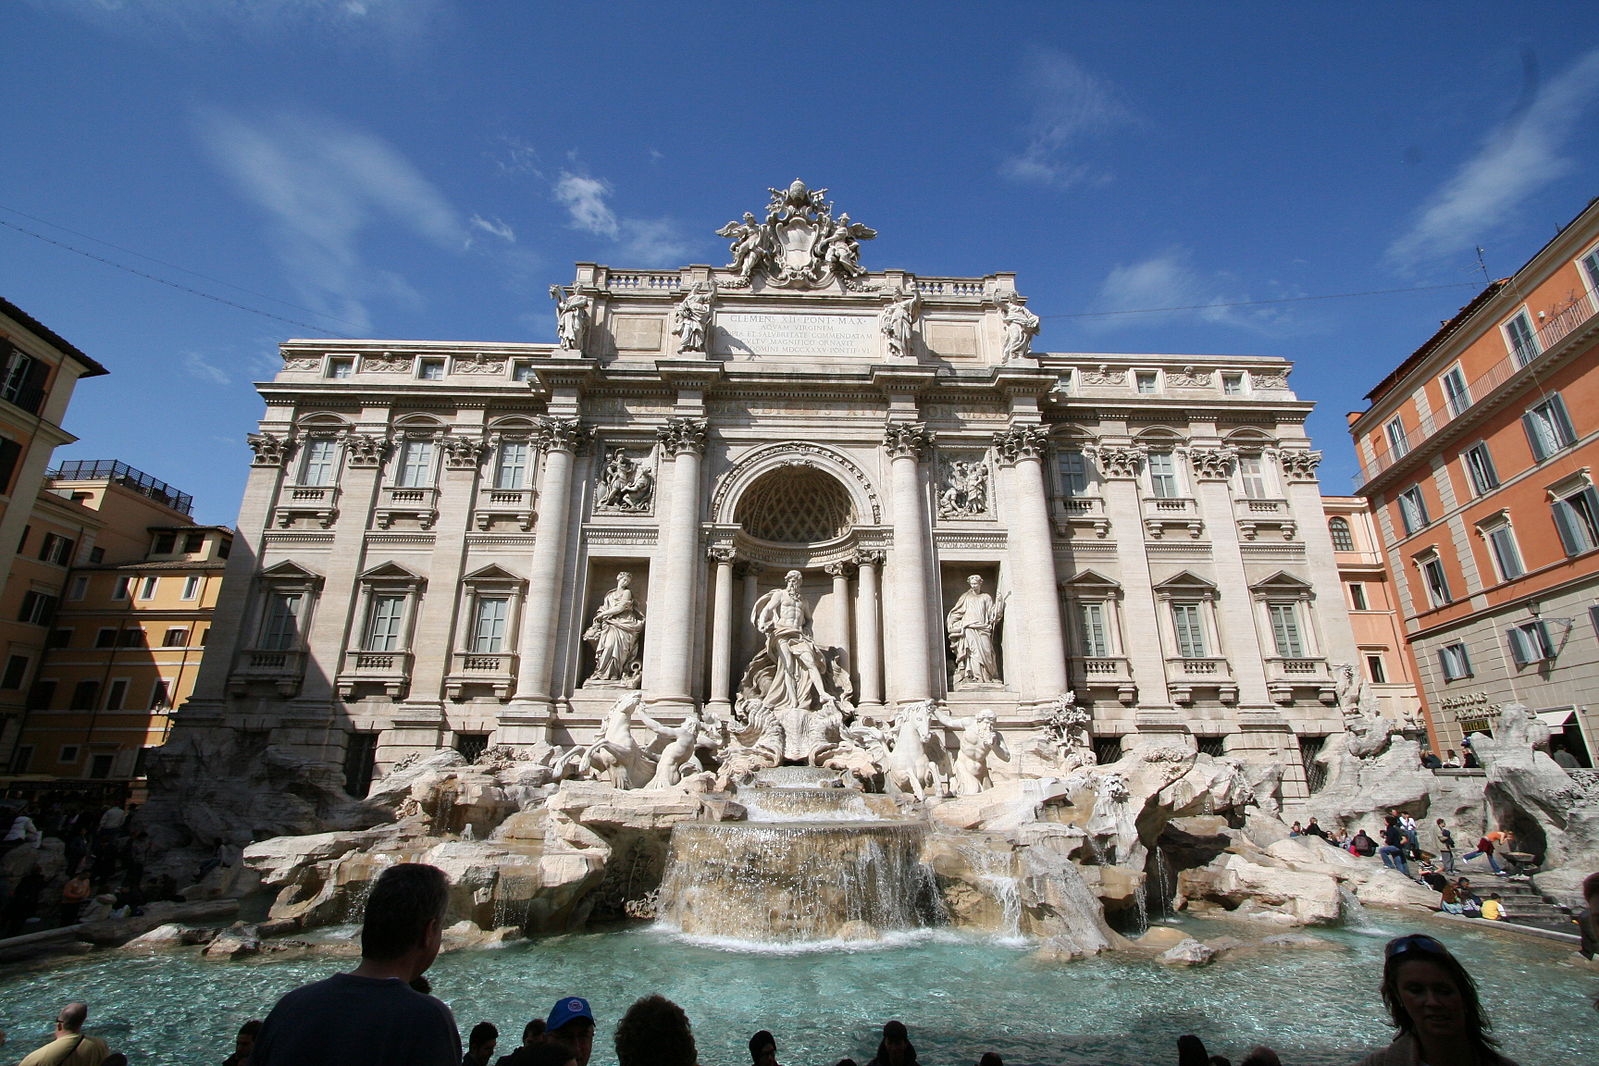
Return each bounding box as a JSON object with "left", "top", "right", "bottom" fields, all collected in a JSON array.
[
  {"left": 46, "top": 459, "right": 195, "bottom": 516},
  {"left": 1354, "top": 287, "right": 1598, "bottom": 490}
]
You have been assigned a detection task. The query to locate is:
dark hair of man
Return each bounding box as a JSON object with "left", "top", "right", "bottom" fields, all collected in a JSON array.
[
  {"left": 750, "top": 1029, "right": 776, "bottom": 1062},
  {"left": 524, "top": 1018, "right": 547, "bottom": 1043},
  {"left": 875, "top": 1020, "right": 916, "bottom": 1066},
  {"left": 1380, "top": 940, "right": 1498, "bottom": 1052},
  {"left": 614, "top": 995, "right": 696, "bottom": 1066},
  {"left": 58, "top": 1002, "right": 89, "bottom": 1032},
  {"left": 978, "top": 1054, "right": 1004, "bottom": 1066},
  {"left": 1583, "top": 869, "right": 1599, "bottom": 902},
  {"left": 359, "top": 863, "right": 449, "bottom": 962},
  {"left": 470, "top": 1022, "right": 499, "bottom": 1046},
  {"left": 238, "top": 1020, "right": 263, "bottom": 1039}
]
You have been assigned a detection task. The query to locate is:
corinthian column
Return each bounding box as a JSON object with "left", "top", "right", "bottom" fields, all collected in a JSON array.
[
  {"left": 706, "top": 547, "right": 737, "bottom": 718},
  {"left": 883, "top": 422, "right": 935, "bottom": 704},
  {"left": 649, "top": 416, "right": 708, "bottom": 711},
  {"left": 513, "top": 417, "right": 587, "bottom": 711},
  {"left": 993, "top": 424, "right": 1068, "bottom": 703},
  {"left": 853, "top": 549, "right": 885, "bottom": 713}
]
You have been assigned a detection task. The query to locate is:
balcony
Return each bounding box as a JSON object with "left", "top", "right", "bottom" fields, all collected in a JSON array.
[
  {"left": 1071, "top": 655, "right": 1136, "bottom": 705},
  {"left": 1165, "top": 656, "right": 1237, "bottom": 705},
  {"left": 1053, "top": 495, "right": 1110, "bottom": 537},
  {"left": 473, "top": 485, "right": 537, "bottom": 531},
  {"left": 1142, "top": 496, "right": 1204, "bottom": 539},
  {"left": 445, "top": 650, "right": 519, "bottom": 700},
  {"left": 1355, "top": 287, "right": 1599, "bottom": 489},
  {"left": 1236, "top": 498, "right": 1297, "bottom": 541},
  {"left": 274, "top": 484, "right": 339, "bottom": 528},
  {"left": 1265, "top": 656, "right": 1336, "bottom": 706},
  {"left": 375, "top": 485, "right": 439, "bottom": 530},
  {"left": 337, "top": 649, "right": 413, "bottom": 698},
  {"left": 227, "top": 648, "right": 306, "bottom": 696}
]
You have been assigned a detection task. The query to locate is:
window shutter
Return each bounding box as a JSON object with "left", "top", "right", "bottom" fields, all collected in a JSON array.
[
  {"left": 1507, "top": 627, "right": 1530, "bottom": 667},
  {"left": 1523, "top": 412, "right": 1549, "bottom": 461},
  {"left": 1551, "top": 396, "right": 1576, "bottom": 447},
  {"left": 1553, "top": 498, "right": 1584, "bottom": 555}
]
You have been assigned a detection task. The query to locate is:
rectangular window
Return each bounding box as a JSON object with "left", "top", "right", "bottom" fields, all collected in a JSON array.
[
  {"left": 1059, "top": 450, "right": 1091, "bottom": 497},
  {"left": 71, "top": 679, "right": 99, "bottom": 709},
  {"left": 1463, "top": 443, "right": 1499, "bottom": 495},
  {"left": 1171, "top": 603, "right": 1207, "bottom": 658},
  {"left": 1076, "top": 602, "right": 1109, "bottom": 657},
  {"left": 260, "top": 593, "right": 304, "bottom": 650},
  {"left": 162, "top": 628, "right": 189, "bottom": 647},
  {"left": 150, "top": 679, "right": 170, "bottom": 710},
  {"left": 1523, "top": 395, "right": 1576, "bottom": 461},
  {"left": 1484, "top": 524, "right": 1525, "bottom": 581},
  {"left": 183, "top": 532, "right": 204, "bottom": 554},
  {"left": 105, "top": 679, "right": 128, "bottom": 711},
  {"left": 89, "top": 754, "right": 114, "bottom": 780},
  {"left": 1267, "top": 602, "right": 1304, "bottom": 657},
  {"left": 364, "top": 594, "right": 407, "bottom": 652},
  {"left": 0, "top": 347, "right": 47, "bottom": 413},
  {"left": 1398, "top": 487, "right": 1430, "bottom": 535},
  {"left": 1148, "top": 452, "right": 1180, "bottom": 499},
  {"left": 152, "top": 531, "right": 176, "bottom": 554},
  {"left": 1365, "top": 653, "right": 1388, "bottom": 684},
  {"left": 471, "top": 597, "right": 509, "bottom": 653},
  {"left": 1348, "top": 582, "right": 1368, "bottom": 610},
  {"left": 1505, "top": 311, "right": 1540, "bottom": 367},
  {"left": 68, "top": 575, "right": 89, "bottom": 601},
  {"left": 327, "top": 357, "right": 354, "bottom": 379},
  {"left": 1135, "top": 371, "right": 1158, "bottom": 394},
  {"left": 417, "top": 359, "right": 445, "bottom": 380},
  {"left": 11, "top": 745, "right": 33, "bottom": 773},
  {"left": 181, "top": 575, "right": 201, "bottom": 600},
  {"left": 396, "top": 440, "right": 435, "bottom": 488},
  {"left": 1238, "top": 455, "right": 1270, "bottom": 499},
  {"left": 17, "top": 591, "right": 57, "bottom": 626},
  {"left": 119, "top": 628, "right": 147, "bottom": 648},
  {"left": 111, "top": 576, "right": 131, "bottom": 601},
  {"left": 1551, "top": 484, "right": 1599, "bottom": 556},
  {"left": 300, "top": 438, "right": 338, "bottom": 486},
  {"left": 0, "top": 434, "right": 22, "bottom": 495},
  {"left": 138, "top": 576, "right": 158, "bottom": 600},
  {"left": 511, "top": 360, "right": 536, "bottom": 382},
  {"left": 495, "top": 441, "right": 530, "bottom": 491},
  {"left": 29, "top": 680, "right": 55, "bottom": 711},
  {"left": 1, "top": 655, "right": 29, "bottom": 689},
  {"left": 1419, "top": 555, "right": 1452, "bottom": 607},
  {"left": 59, "top": 744, "right": 80, "bottom": 766},
  {"left": 1385, "top": 418, "right": 1410, "bottom": 459},
  {"left": 38, "top": 533, "right": 75, "bottom": 565},
  {"left": 1582, "top": 247, "right": 1599, "bottom": 291},
  {"left": 89, "top": 546, "right": 104, "bottom": 563},
  {"left": 95, "top": 627, "right": 117, "bottom": 649},
  {"left": 1221, "top": 372, "right": 1245, "bottom": 396},
  {"left": 1507, "top": 620, "right": 1555, "bottom": 666},
  {"left": 1438, "top": 642, "right": 1472, "bottom": 681},
  {"left": 46, "top": 628, "right": 71, "bottom": 649},
  {"left": 1440, "top": 365, "right": 1471, "bottom": 417}
]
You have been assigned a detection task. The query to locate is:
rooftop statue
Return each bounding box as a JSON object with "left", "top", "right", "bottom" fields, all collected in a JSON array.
[
  {"left": 549, "top": 285, "right": 591, "bottom": 351},
  {"left": 716, "top": 179, "right": 876, "bottom": 290}
]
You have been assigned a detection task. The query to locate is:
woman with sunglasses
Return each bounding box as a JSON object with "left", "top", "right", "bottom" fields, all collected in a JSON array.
[{"left": 1357, "top": 934, "right": 1518, "bottom": 1065}]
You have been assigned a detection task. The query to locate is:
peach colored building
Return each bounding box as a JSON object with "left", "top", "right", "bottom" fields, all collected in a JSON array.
[{"left": 1350, "top": 197, "right": 1599, "bottom": 766}]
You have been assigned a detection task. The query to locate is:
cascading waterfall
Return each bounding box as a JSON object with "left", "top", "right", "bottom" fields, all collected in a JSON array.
[
  {"left": 956, "top": 841, "right": 1023, "bottom": 939},
  {"left": 655, "top": 766, "right": 942, "bottom": 943}
]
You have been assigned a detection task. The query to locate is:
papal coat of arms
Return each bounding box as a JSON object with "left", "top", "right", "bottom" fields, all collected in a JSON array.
[{"left": 716, "top": 179, "right": 878, "bottom": 289}]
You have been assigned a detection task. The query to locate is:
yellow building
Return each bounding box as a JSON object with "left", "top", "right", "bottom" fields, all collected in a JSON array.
[
  {"left": 0, "top": 298, "right": 109, "bottom": 761},
  {"left": 6, "top": 462, "right": 230, "bottom": 798}
]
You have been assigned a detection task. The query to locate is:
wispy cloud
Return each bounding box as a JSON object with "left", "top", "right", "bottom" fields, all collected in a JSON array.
[
  {"left": 553, "top": 172, "right": 620, "bottom": 238},
  {"left": 182, "top": 351, "right": 231, "bottom": 386},
  {"left": 1001, "top": 47, "right": 1134, "bottom": 186},
  {"left": 469, "top": 214, "right": 516, "bottom": 243},
  {"left": 552, "top": 169, "right": 692, "bottom": 266},
  {"left": 35, "top": 0, "right": 440, "bottom": 42},
  {"left": 194, "top": 108, "right": 469, "bottom": 332},
  {"left": 618, "top": 218, "right": 692, "bottom": 267},
  {"left": 1085, "top": 247, "right": 1288, "bottom": 333},
  {"left": 1388, "top": 47, "right": 1599, "bottom": 268}
]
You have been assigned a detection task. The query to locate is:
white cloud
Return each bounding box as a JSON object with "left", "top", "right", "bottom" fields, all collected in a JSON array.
[
  {"left": 1001, "top": 48, "right": 1133, "bottom": 186},
  {"left": 37, "top": 0, "right": 439, "bottom": 41},
  {"left": 553, "top": 172, "right": 620, "bottom": 238},
  {"left": 1086, "top": 247, "right": 1286, "bottom": 333},
  {"left": 470, "top": 214, "right": 517, "bottom": 243},
  {"left": 617, "top": 218, "right": 692, "bottom": 267},
  {"left": 195, "top": 108, "right": 468, "bottom": 332},
  {"left": 1388, "top": 48, "right": 1599, "bottom": 268},
  {"left": 182, "top": 351, "right": 231, "bottom": 386}
]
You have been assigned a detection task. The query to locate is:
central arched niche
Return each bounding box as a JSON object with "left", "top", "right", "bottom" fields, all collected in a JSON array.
[{"left": 734, "top": 466, "right": 855, "bottom": 543}]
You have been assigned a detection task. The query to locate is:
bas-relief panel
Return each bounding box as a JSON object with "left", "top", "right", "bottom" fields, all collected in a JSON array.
[
  {"left": 923, "top": 322, "right": 980, "bottom": 357},
  {"left": 610, "top": 316, "right": 665, "bottom": 352}
]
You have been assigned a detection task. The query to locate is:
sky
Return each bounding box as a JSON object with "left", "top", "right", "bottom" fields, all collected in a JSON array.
[{"left": 6, "top": 2, "right": 1599, "bottom": 525}]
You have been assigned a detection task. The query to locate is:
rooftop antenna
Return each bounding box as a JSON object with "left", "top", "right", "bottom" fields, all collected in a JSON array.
[{"left": 1475, "top": 246, "right": 1491, "bottom": 284}]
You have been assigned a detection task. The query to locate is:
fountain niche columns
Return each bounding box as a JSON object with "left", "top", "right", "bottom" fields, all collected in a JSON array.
[
  {"left": 883, "top": 421, "right": 937, "bottom": 704},
  {"left": 853, "top": 550, "right": 885, "bottom": 713},
  {"left": 992, "top": 424, "right": 1069, "bottom": 703},
  {"left": 705, "top": 546, "right": 737, "bottom": 718},
  {"left": 648, "top": 416, "right": 709, "bottom": 712}
]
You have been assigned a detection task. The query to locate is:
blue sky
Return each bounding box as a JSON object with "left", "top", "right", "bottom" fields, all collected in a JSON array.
[{"left": 7, "top": 2, "right": 1599, "bottom": 524}]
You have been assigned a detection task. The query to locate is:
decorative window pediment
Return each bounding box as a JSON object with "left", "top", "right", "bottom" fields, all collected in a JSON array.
[
  {"left": 259, "top": 560, "right": 323, "bottom": 589},
  {"left": 358, "top": 561, "right": 426, "bottom": 590},
  {"left": 1248, "top": 571, "right": 1314, "bottom": 599},
  {"left": 1153, "top": 570, "right": 1217, "bottom": 596},
  {"left": 1061, "top": 568, "right": 1123, "bottom": 597}
]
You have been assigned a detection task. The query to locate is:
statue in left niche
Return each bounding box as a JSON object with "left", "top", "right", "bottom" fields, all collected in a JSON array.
[
  {"left": 549, "top": 285, "right": 592, "bottom": 351},
  {"left": 672, "top": 282, "right": 715, "bottom": 354},
  {"left": 946, "top": 574, "right": 1005, "bottom": 687},
  {"left": 584, "top": 572, "right": 645, "bottom": 686},
  {"left": 596, "top": 449, "right": 655, "bottom": 513}
]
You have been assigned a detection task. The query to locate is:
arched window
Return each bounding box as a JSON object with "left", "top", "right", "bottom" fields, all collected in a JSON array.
[
  {"left": 735, "top": 467, "right": 855, "bottom": 543},
  {"left": 1328, "top": 516, "right": 1354, "bottom": 551}
]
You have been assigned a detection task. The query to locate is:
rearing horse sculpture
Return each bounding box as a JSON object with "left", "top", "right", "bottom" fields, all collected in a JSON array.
[
  {"left": 882, "top": 699, "right": 944, "bottom": 802},
  {"left": 577, "top": 691, "right": 656, "bottom": 789}
]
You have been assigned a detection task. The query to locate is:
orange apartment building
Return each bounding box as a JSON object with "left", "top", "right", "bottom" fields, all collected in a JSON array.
[
  {"left": 6, "top": 463, "right": 229, "bottom": 792},
  {"left": 1322, "top": 496, "right": 1423, "bottom": 735},
  {"left": 1350, "top": 197, "right": 1599, "bottom": 766},
  {"left": 0, "top": 298, "right": 109, "bottom": 760}
]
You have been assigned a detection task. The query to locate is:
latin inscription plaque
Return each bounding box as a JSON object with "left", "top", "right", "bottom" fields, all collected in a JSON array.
[{"left": 712, "top": 312, "right": 877, "bottom": 358}]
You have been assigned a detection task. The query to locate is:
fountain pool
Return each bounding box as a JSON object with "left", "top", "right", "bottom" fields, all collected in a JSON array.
[{"left": 0, "top": 916, "right": 1592, "bottom": 1065}]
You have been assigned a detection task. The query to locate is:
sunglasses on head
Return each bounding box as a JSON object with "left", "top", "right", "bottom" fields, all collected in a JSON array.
[{"left": 1386, "top": 934, "right": 1448, "bottom": 958}]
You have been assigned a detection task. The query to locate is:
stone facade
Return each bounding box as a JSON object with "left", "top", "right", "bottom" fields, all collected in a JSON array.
[{"left": 173, "top": 182, "right": 1355, "bottom": 804}]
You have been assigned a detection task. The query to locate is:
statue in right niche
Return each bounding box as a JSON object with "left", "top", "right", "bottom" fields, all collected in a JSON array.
[
  {"left": 584, "top": 572, "right": 644, "bottom": 684},
  {"left": 946, "top": 574, "right": 1005, "bottom": 686}
]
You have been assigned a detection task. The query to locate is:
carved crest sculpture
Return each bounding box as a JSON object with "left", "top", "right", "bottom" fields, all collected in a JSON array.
[{"left": 715, "top": 179, "right": 877, "bottom": 289}]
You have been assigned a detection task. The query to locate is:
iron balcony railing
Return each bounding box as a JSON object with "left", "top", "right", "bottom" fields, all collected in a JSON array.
[
  {"left": 1354, "top": 288, "right": 1599, "bottom": 489},
  {"left": 47, "top": 459, "right": 194, "bottom": 515}
]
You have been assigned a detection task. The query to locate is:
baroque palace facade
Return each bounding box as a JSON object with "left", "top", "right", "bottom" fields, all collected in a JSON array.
[{"left": 178, "top": 182, "right": 1356, "bottom": 801}]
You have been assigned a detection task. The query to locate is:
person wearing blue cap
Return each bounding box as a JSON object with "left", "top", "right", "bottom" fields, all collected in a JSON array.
[{"left": 546, "top": 997, "right": 595, "bottom": 1066}]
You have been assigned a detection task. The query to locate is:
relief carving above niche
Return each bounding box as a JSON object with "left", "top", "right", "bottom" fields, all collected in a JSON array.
[
  {"left": 594, "top": 447, "right": 657, "bottom": 514},
  {"left": 937, "top": 454, "right": 990, "bottom": 518}
]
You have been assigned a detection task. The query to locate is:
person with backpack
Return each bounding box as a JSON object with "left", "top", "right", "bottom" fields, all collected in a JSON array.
[{"left": 1434, "top": 819, "right": 1457, "bottom": 873}]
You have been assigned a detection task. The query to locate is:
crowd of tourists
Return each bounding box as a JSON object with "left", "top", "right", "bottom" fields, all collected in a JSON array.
[
  {"left": 0, "top": 800, "right": 185, "bottom": 938},
  {"left": 15, "top": 862, "right": 1593, "bottom": 1066}
]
